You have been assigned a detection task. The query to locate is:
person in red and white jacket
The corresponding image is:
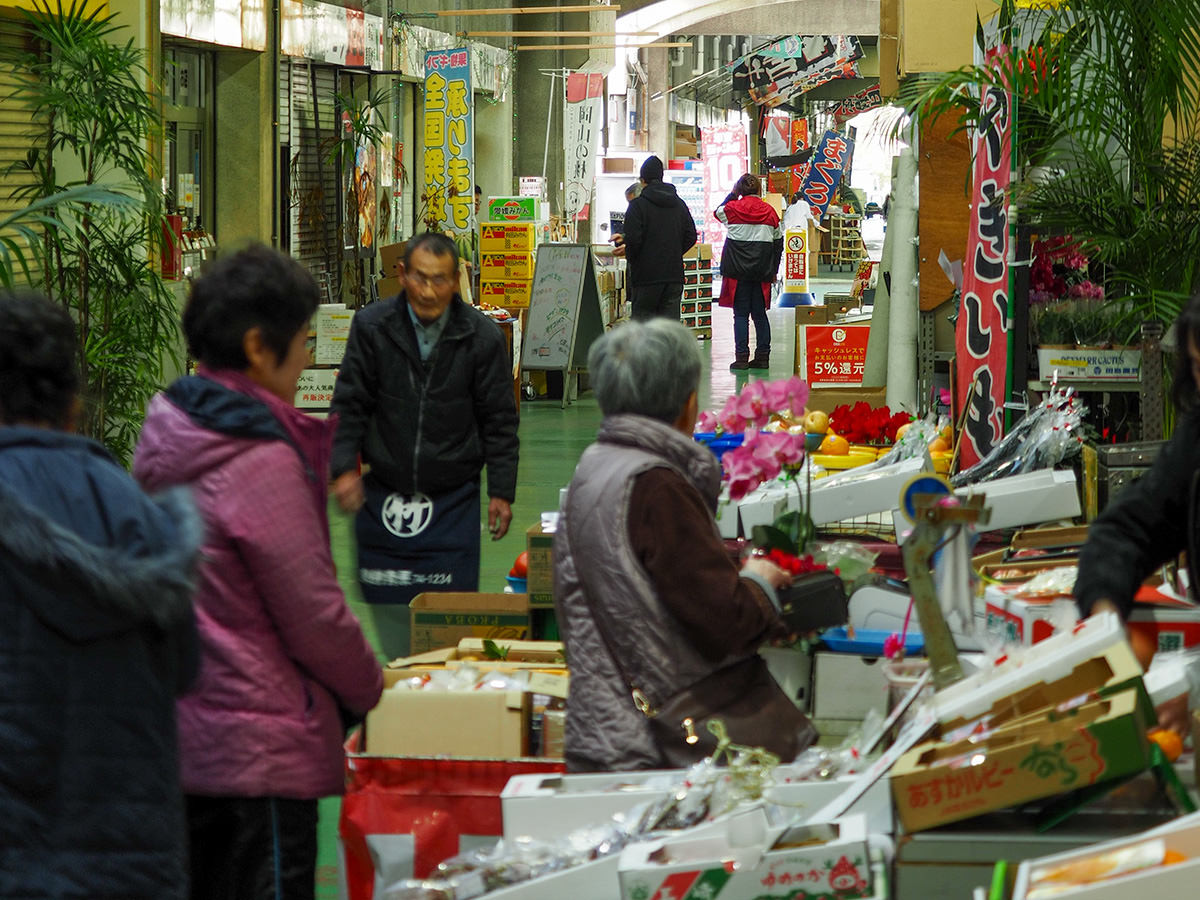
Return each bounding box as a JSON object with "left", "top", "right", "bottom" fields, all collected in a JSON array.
[{"left": 715, "top": 174, "right": 783, "bottom": 371}]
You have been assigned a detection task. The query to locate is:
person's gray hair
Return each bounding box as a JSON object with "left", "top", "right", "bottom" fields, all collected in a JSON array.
[
  {"left": 588, "top": 319, "right": 701, "bottom": 423},
  {"left": 625, "top": 182, "right": 642, "bottom": 201}
]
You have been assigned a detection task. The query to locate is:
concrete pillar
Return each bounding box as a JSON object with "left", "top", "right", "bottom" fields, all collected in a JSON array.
[
  {"left": 885, "top": 145, "right": 919, "bottom": 412},
  {"left": 215, "top": 50, "right": 274, "bottom": 246},
  {"left": 645, "top": 46, "right": 669, "bottom": 161}
]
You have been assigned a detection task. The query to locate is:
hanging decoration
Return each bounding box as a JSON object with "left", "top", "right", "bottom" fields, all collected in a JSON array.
[
  {"left": 796, "top": 129, "right": 854, "bottom": 220},
  {"left": 423, "top": 48, "right": 473, "bottom": 233},
  {"left": 562, "top": 72, "right": 604, "bottom": 221},
  {"left": 730, "top": 35, "right": 863, "bottom": 109}
]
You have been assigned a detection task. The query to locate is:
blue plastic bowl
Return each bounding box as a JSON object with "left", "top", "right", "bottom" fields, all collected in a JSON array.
[
  {"left": 693, "top": 431, "right": 745, "bottom": 461},
  {"left": 805, "top": 431, "right": 825, "bottom": 452},
  {"left": 505, "top": 575, "right": 528, "bottom": 593}
]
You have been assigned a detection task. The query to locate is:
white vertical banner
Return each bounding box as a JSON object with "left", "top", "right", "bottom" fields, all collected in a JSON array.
[{"left": 563, "top": 71, "right": 604, "bottom": 220}]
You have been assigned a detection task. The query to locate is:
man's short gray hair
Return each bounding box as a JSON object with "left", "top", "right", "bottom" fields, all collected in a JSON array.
[{"left": 588, "top": 319, "right": 701, "bottom": 424}]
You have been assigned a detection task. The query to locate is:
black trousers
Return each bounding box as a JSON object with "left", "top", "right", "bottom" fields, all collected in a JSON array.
[
  {"left": 187, "top": 795, "right": 319, "bottom": 900},
  {"left": 629, "top": 281, "right": 683, "bottom": 321}
]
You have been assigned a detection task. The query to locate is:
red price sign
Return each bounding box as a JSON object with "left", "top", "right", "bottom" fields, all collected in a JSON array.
[{"left": 803, "top": 324, "right": 869, "bottom": 385}]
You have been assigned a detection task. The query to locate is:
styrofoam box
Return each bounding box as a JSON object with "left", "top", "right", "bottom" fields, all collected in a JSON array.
[
  {"left": 953, "top": 467, "right": 1081, "bottom": 532},
  {"left": 738, "top": 484, "right": 789, "bottom": 534},
  {"left": 811, "top": 651, "right": 890, "bottom": 722},
  {"left": 1012, "top": 810, "right": 1200, "bottom": 899},
  {"left": 759, "top": 645, "right": 812, "bottom": 710},
  {"left": 501, "top": 768, "right": 894, "bottom": 843},
  {"left": 807, "top": 456, "right": 927, "bottom": 525}
]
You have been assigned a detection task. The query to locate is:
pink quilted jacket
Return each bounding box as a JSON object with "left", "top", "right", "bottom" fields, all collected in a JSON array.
[{"left": 134, "top": 370, "right": 382, "bottom": 798}]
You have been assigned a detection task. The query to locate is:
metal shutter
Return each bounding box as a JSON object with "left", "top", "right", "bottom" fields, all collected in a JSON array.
[
  {"left": 0, "top": 18, "right": 40, "bottom": 223},
  {"left": 284, "top": 57, "right": 340, "bottom": 296}
]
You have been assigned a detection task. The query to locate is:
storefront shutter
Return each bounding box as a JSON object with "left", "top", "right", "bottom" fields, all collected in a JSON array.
[
  {"left": 0, "top": 18, "right": 41, "bottom": 223},
  {"left": 282, "top": 57, "right": 340, "bottom": 298}
]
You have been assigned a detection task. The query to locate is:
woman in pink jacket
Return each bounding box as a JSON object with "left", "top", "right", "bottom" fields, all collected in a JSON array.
[{"left": 135, "top": 245, "right": 383, "bottom": 900}]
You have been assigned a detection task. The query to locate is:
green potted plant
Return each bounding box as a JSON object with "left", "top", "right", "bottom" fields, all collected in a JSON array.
[{"left": 2, "top": 0, "right": 179, "bottom": 464}]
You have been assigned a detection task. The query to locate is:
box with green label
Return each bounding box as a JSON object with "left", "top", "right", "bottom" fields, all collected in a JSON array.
[
  {"left": 487, "top": 197, "right": 546, "bottom": 223},
  {"left": 409, "top": 592, "right": 530, "bottom": 655},
  {"left": 525, "top": 524, "right": 555, "bottom": 608}
]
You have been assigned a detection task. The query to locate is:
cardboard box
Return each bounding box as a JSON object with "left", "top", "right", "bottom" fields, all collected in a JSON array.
[
  {"left": 795, "top": 307, "right": 830, "bottom": 326},
  {"left": 382, "top": 641, "right": 568, "bottom": 699},
  {"left": 488, "top": 196, "right": 547, "bottom": 223},
  {"left": 812, "top": 651, "right": 890, "bottom": 722},
  {"left": 377, "top": 274, "right": 403, "bottom": 299},
  {"left": 526, "top": 524, "right": 555, "bottom": 608},
  {"left": 891, "top": 688, "right": 1150, "bottom": 832},
  {"left": 683, "top": 243, "right": 713, "bottom": 260},
  {"left": 601, "top": 157, "right": 636, "bottom": 174},
  {"left": 1129, "top": 603, "right": 1200, "bottom": 654},
  {"left": 1037, "top": 346, "right": 1142, "bottom": 382},
  {"left": 480, "top": 222, "right": 538, "bottom": 253},
  {"left": 379, "top": 241, "right": 406, "bottom": 275},
  {"left": 409, "top": 593, "right": 530, "bottom": 655},
  {"left": 619, "top": 812, "right": 880, "bottom": 900},
  {"left": 931, "top": 612, "right": 1132, "bottom": 725},
  {"left": 365, "top": 687, "right": 530, "bottom": 757},
  {"left": 481, "top": 252, "right": 535, "bottom": 281},
  {"left": 809, "top": 455, "right": 928, "bottom": 526},
  {"left": 1011, "top": 811, "right": 1200, "bottom": 899},
  {"left": 983, "top": 590, "right": 1077, "bottom": 645},
  {"left": 805, "top": 386, "right": 888, "bottom": 414},
  {"left": 480, "top": 279, "right": 533, "bottom": 309},
  {"left": 954, "top": 467, "right": 1082, "bottom": 532}
]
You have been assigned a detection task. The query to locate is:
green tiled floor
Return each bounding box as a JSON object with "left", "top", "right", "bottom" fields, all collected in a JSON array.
[{"left": 315, "top": 283, "right": 854, "bottom": 897}]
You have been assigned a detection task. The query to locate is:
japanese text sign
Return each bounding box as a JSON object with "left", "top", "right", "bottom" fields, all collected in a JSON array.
[
  {"left": 955, "top": 78, "right": 1012, "bottom": 469},
  {"left": 731, "top": 35, "right": 863, "bottom": 108},
  {"left": 423, "top": 48, "right": 473, "bottom": 232},
  {"left": 798, "top": 129, "right": 854, "bottom": 219},
  {"left": 563, "top": 72, "right": 604, "bottom": 219},
  {"left": 701, "top": 124, "right": 748, "bottom": 268},
  {"left": 802, "top": 324, "right": 869, "bottom": 386}
]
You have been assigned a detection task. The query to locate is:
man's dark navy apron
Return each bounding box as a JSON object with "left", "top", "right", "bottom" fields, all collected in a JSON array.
[{"left": 355, "top": 475, "right": 481, "bottom": 605}]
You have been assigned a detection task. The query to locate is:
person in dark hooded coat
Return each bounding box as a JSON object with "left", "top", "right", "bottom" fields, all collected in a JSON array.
[
  {"left": 0, "top": 292, "right": 201, "bottom": 899},
  {"left": 621, "top": 155, "right": 699, "bottom": 321}
]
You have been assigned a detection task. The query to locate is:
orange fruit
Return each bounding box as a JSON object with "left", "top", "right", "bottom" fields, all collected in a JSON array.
[
  {"left": 1164, "top": 849, "right": 1188, "bottom": 865},
  {"left": 940, "top": 425, "right": 953, "bottom": 444},
  {"left": 1148, "top": 728, "right": 1184, "bottom": 763},
  {"left": 895, "top": 422, "right": 911, "bottom": 441},
  {"left": 929, "top": 436, "right": 951, "bottom": 454},
  {"left": 819, "top": 433, "right": 850, "bottom": 455}
]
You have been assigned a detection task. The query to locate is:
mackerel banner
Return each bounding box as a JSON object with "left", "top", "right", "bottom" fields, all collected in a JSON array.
[{"left": 797, "top": 129, "right": 854, "bottom": 219}]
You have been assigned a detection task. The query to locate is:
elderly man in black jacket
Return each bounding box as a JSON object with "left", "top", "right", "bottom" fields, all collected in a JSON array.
[
  {"left": 331, "top": 232, "right": 519, "bottom": 659},
  {"left": 621, "top": 155, "right": 699, "bottom": 321}
]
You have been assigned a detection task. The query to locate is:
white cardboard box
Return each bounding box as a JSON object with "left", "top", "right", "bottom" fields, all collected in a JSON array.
[
  {"left": 808, "top": 456, "right": 927, "bottom": 525},
  {"left": 1012, "top": 809, "right": 1200, "bottom": 899},
  {"left": 502, "top": 769, "right": 894, "bottom": 843},
  {"left": 811, "top": 651, "right": 891, "bottom": 723},
  {"left": 619, "top": 812, "right": 885, "bottom": 900},
  {"left": 738, "top": 484, "right": 790, "bottom": 535},
  {"left": 983, "top": 585, "right": 1079, "bottom": 647},
  {"left": 953, "top": 467, "right": 1081, "bottom": 532}
]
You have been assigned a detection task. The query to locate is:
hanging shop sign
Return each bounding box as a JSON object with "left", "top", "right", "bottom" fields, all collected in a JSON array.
[
  {"left": 162, "top": 0, "right": 266, "bottom": 50},
  {"left": 730, "top": 35, "right": 863, "bottom": 108},
  {"left": 789, "top": 118, "right": 809, "bottom": 198},
  {"left": 701, "top": 124, "right": 748, "bottom": 269},
  {"left": 423, "top": 48, "right": 474, "bottom": 233},
  {"left": 798, "top": 129, "right": 854, "bottom": 219},
  {"left": 833, "top": 84, "right": 883, "bottom": 124},
  {"left": 800, "top": 324, "right": 870, "bottom": 386},
  {"left": 279, "top": 0, "right": 383, "bottom": 68},
  {"left": 563, "top": 72, "right": 604, "bottom": 220},
  {"left": 955, "top": 82, "right": 1013, "bottom": 469}
]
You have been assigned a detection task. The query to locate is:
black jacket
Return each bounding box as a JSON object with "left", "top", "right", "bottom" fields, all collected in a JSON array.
[
  {"left": 0, "top": 427, "right": 200, "bottom": 899},
  {"left": 1075, "top": 409, "right": 1200, "bottom": 619},
  {"left": 330, "top": 294, "right": 519, "bottom": 500},
  {"left": 623, "top": 180, "right": 699, "bottom": 286}
]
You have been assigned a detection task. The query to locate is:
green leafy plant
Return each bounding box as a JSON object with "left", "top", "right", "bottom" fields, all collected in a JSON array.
[
  {"left": 2, "top": 0, "right": 179, "bottom": 464},
  {"left": 896, "top": 0, "right": 1200, "bottom": 348}
]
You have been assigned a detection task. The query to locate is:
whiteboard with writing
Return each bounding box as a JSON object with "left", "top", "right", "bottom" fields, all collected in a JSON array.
[{"left": 520, "top": 244, "right": 603, "bottom": 372}]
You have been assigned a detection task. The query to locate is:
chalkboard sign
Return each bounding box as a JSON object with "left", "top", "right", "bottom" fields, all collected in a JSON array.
[{"left": 520, "top": 244, "right": 605, "bottom": 378}]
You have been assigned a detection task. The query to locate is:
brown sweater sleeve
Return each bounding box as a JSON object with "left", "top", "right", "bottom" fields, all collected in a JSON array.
[{"left": 627, "top": 466, "right": 786, "bottom": 661}]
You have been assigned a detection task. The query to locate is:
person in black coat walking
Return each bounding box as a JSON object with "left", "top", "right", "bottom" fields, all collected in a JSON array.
[
  {"left": 0, "top": 292, "right": 201, "bottom": 899},
  {"left": 620, "top": 155, "right": 698, "bottom": 321}
]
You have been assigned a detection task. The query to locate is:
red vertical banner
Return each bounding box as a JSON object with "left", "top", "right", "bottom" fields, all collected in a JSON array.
[
  {"left": 789, "top": 118, "right": 809, "bottom": 197},
  {"left": 955, "top": 82, "right": 1013, "bottom": 469}
]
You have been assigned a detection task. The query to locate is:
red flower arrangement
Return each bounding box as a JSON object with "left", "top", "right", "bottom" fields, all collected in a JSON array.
[
  {"left": 759, "top": 547, "right": 834, "bottom": 577},
  {"left": 828, "top": 402, "right": 912, "bottom": 445}
]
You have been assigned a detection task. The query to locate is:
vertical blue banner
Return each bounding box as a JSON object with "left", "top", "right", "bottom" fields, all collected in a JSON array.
[{"left": 423, "top": 47, "right": 473, "bottom": 231}]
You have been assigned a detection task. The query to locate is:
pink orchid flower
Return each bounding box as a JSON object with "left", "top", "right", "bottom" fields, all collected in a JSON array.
[{"left": 696, "top": 410, "right": 719, "bottom": 433}]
